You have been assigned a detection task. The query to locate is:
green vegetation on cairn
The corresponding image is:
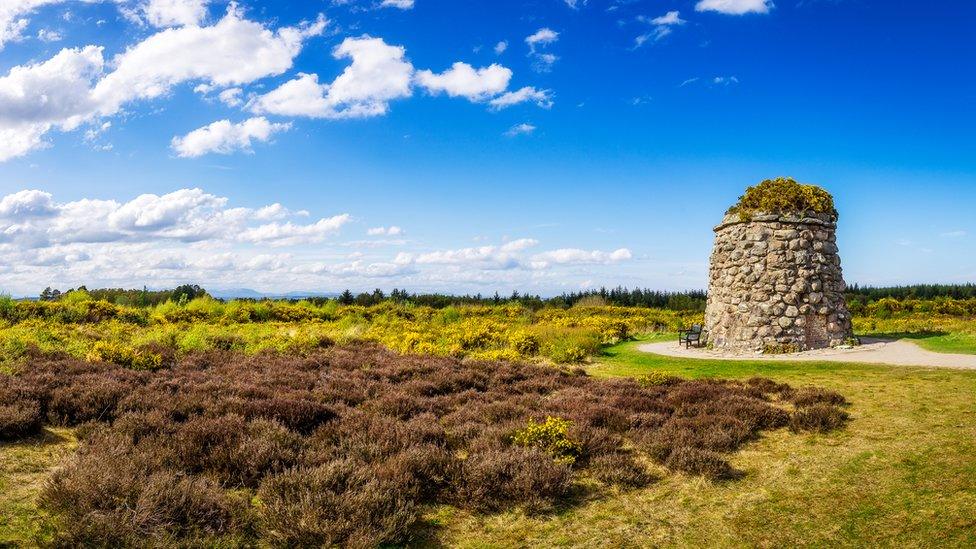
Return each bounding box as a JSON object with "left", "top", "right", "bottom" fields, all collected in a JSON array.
[{"left": 727, "top": 177, "right": 838, "bottom": 221}]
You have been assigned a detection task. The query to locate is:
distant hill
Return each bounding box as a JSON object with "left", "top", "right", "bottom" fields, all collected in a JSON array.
[{"left": 208, "top": 288, "right": 341, "bottom": 300}]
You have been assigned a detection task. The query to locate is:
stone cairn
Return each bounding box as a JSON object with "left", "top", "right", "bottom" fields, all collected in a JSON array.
[{"left": 705, "top": 180, "right": 854, "bottom": 352}]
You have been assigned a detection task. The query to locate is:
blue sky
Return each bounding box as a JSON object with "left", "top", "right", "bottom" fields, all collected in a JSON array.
[{"left": 0, "top": 0, "right": 974, "bottom": 296}]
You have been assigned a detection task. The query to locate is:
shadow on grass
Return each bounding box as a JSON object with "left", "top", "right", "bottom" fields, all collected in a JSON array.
[{"left": 0, "top": 427, "right": 71, "bottom": 450}]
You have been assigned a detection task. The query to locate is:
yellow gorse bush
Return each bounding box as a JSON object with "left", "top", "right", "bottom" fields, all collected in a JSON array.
[
  {"left": 727, "top": 177, "right": 837, "bottom": 220},
  {"left": 511, "top": 416, "right": 582, "bottom": 464},
  {"left": 0, "top": 297, "right": 707, "bottom": 369}
]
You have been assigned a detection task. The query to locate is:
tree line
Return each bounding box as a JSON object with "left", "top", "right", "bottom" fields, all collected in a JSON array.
[{"left": 28, "top": 283, "right": 976, "bottom": 311}]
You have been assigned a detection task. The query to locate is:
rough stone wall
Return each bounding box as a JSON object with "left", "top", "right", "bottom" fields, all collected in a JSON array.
[{"left": 704, "top": 212, "right": 853, "bottom": 352}]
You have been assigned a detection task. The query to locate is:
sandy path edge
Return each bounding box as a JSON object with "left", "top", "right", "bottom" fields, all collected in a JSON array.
[{"left": 637, "top": 337, "right": 976, "bottom": 370}]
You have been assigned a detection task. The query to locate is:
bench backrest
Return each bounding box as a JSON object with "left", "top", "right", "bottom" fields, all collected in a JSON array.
[{"left": 691, "top": 324, "right": 702, "bottom": 333}]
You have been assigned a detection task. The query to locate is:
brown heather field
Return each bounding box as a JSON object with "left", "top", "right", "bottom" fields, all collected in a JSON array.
[{"left": 0, "top": 343, "right": 846, "bottom": 547}]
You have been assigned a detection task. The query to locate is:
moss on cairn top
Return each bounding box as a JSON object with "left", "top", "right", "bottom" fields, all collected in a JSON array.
[{"left": 727, "top": 177, "right": 837, "bottom": 221}]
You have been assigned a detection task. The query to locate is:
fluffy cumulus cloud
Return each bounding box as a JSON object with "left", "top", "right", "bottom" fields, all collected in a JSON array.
[
  {"left": 237, "top": 215, "right": 351, "bottom": 246},
  {"left": 93, "top": 7, "right": 327, "bottom": 113},
  {"left": 0, "top": 4, "right": 325, "bottom": 161},
  {"left": 392, "top": 238, "right": 634, "bottom": 279},
  {"left": 0, "top": 187, "right": 638, "bottom": 295},
  {"left": 530, "top": 248, "right": 632, "bottom": 269},
  {"left": 249, "top": 36, "right": 413, "bottom": 119},
  {"left": 0, "top": 45, "right": 105, "bottom": 161},
  {"left": 1, "top": 3, "right": 553, "bottom": 161},
  {"left": 0, "top": 187, "right": 389, "bottom": 292},
  {"left": 695, "top": 0, "right": 773, "bottom": 15},
  {"left": 0, "top": 0, "right": 64, "bottom": 50},
  {"left": 367, "top": 226, "right": 403, "bottom": 236},
  {"left": 250, "top": 36, "right": 552, "bottom": 118},
  {"left": 123, "top": 0, "right": 212, "bottom": 28},
  {"left": 0, "top": 187, "right": 351, "bottom": 247},
  {"left": 415, "top": 62, "right": 511, "bottom": 101},
  {"left": 525, "top": 28, "right": 558, "bottom": 50},
  {"left": 171, "top": 117, "right": 290, "bottom": 157},
  {"left": 0, "top": 189, "right": 58, "bottom": 218}
]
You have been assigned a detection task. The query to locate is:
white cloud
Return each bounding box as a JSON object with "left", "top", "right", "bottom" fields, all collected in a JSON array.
[
  {"left": 650, "top": 10, "right": 684, "bottom": 26},
  {"left": 171, "top": 117, "right": 290, "bottom": 157},
  {"left": 367, "top": 226, "right": 403, "bottom": 236},
  {"left": 0, "top": 6, "right": 325, "bottom": 161},
  {"left": 0, "top": 187, "right": 350, "bottom": 250},
  {"left": 530, "top": 248, "right": 632, "bottom": 268},
  {"left": 37, "top": 28, "right": 62, "bottom": 41},
  {"left": 489, "top": 86, "right": 553, "bottom": 109},
  {"left": 941, "top": 230, "right": 967, "bottom": 238},
  {"left": 132, "top": 0, "right": 211, "bottom": 28},
  {"left": 415, "top": 62, "right": 511, "bottom": 101},
  {"left": 324, "top": 36, "right": 414, "bottom": 117},
  {"left": 695, "top": 0, "right": 773, "bottom": 15},
  {"left": 249, "top": 36, "right": 413, "bottom": 119},
  {"left": 0, "top": 192, "right": 652, "bottom": 294},
  {"left": 525, "top": 27, "right": 558, "bottom": 51},
  {"left": 380, "top": 0, "right": 414, "bottom": 8},
  {"left": 94, "top": 7, "right": 327, "bottom": 114},
  {"left": 713, "top": 75, "right": 739, "bottom": 85},
  {"left": 217, "top": 87, "right": 243, "bottom": 107},
  {"left": 0, "top": 0, "right": 64, "bottom": 50},
  {"left": 494, "top": 40, "right": 507, "bottom": 55},
  {"left": 252, "top": 37, "right": 548, "bottom": 118},
  {"left": 397, "top": 239, "right": 633, "bottom": 275},
  {"left": 0, "top": 189, "right": 57, "bottom": 218},
  {"left": 246, "top": 72, "right": 330, "bottom": 117},
  {"left": 413, "top": 239, "right": 538, "bottom": 270},
  {"left": 563, "top": 0, "right": 587, "bottom": 8},
  {"left": 0, "top": 45, "right": 105, "bottom": 161},
  {"left": 504, "top": 122, "right": 536, "bottom": 137},
  {"left": 238, "top": 214, "right": 351, "bottom": 246},
  {"left": 253, "top": 203, "right": 302, "bottom": 221},
  {"left": 525, "top": 28, "right": 560, "bottom": 73},
  {"left": 635, "top": 10, "right": 685, "bottom": 47}
]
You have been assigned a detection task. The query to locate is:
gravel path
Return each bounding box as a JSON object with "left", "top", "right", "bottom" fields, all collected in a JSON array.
[{"left": 638, "top": 337, "right": 976, "bottom": 369}]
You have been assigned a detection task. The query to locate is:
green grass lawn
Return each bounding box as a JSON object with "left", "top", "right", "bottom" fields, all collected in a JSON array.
[
  {"left": 433, "top": 337, "right": 976, "bottom": 547},
  {"left": 4, "top": 338, "right": 976, "bottom": 547},
  {"left": 906, "top": 332, "right": 976, "bottom": 355},
  {"left": 0, "top": 428, "right": 75, "bottom": 546}
]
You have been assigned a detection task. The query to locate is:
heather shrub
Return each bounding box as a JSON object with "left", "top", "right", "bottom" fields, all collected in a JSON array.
[
  {"left": 665, "top": 446, "right": 739, "bottom": 480},
  {"left": 790, "top": 404, "right": 849, "bottom": 433},
  {"left": 458, "top": 448, "right": 574, "bottom": 513},
  {"left": 40, "top": 431, "right": 251, "bottom": 546},
  {"left": 791, "top": 387, "right": 848, "bottom": 408},
  {"left": 257, "top": 460, "right": 416, "bottom": 548},
  {"left": 589, "top": 452, "right": 655, "bottom": 488},
  {"left": 3, "top": 345, "right": 847, "bottom": 545},
  {"left": 0, "top": 399, "right": 43, "bottom": 440}
]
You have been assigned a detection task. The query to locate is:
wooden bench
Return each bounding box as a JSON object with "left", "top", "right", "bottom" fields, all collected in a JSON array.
[{"left": 678, "top": 324, "right": 707, "bottom": 348}]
